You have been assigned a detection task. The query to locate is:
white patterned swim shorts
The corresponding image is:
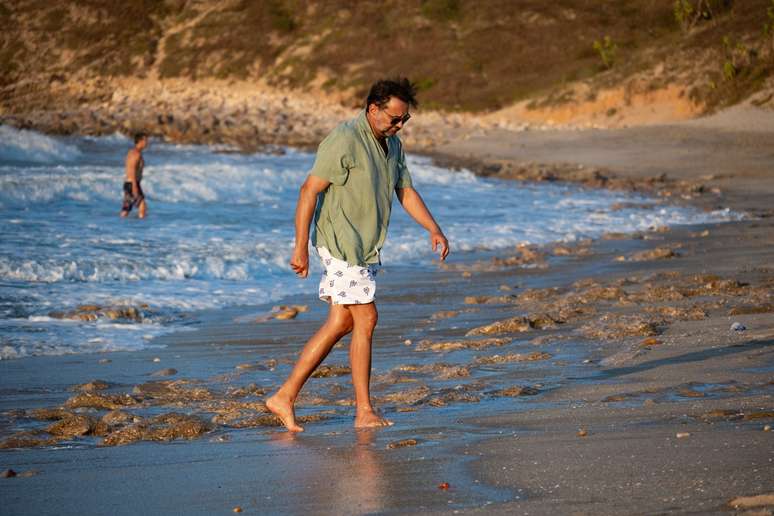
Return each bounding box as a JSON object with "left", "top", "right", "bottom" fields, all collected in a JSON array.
[{"left": 317, "top": 247, "right": 378, "bottom": 305}]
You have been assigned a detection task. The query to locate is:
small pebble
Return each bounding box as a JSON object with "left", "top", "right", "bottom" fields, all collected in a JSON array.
[
  {"left": 730, "top": 322, "right": 746, "bottom": 332},
  {"left": 404, "top": 339, "right": 412, "bottom": 346},
  {"left": 764, "top": 425, "right": 771, "bottom": 432},
  {"left": 233, "top": 506, "right": 242, "bottom": 513},
  {"left": 577, "top": 428, "right": 588, "bottom": 437},
  {"left": 438, "top": 482, "right": 450, "bottom": 490},
  {"left": 2, "top": 469, "right": 16, "bottom": 478},
  {"left": 676, "top": 432, "right": 690, "bottom": 439}
]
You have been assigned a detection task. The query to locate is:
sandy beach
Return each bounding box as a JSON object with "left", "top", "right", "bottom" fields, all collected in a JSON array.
[{"left": 2, "top": 108, "right": 773, "bottom": 515}]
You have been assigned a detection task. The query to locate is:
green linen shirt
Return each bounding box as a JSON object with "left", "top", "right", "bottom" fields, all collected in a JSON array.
[{"left": 310, "top": 110, "right": 414, "bottom": 266}]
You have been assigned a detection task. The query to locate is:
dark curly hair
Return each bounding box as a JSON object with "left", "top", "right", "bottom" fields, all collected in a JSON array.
[{"left": 365, "top": 78, "right": 418, "bottom": 110}]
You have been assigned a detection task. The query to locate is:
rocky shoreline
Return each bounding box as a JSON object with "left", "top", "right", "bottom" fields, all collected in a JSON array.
[{"left": 3, "top": 77, "right": 746, "bottom": 221}]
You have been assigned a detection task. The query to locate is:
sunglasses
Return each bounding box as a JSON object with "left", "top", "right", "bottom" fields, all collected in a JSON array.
[{"left": 383, "top": 109, "right": 411, "bottom": 126}]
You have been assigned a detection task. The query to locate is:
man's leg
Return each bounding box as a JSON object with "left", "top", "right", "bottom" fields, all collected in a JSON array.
[
  {"left": 348, "top": 303, "right": 392, "bottom": 428},
  {"left": 138, "top": 198, "right": 147, "bottom": 219},
  {"left": 266, "top": 303, "right": 353, "bottom": 431}
]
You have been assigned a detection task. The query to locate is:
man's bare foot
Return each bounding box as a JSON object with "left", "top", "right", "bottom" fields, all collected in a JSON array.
[
  {"left": 266, "top": 393, "right": 304, "bottom": 432},
  {"left": 354, "top": 408, "right": 393, "bottom": 428}
]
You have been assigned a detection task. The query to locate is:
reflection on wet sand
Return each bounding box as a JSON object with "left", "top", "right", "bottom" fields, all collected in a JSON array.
[{"left": 264, "top": 428, "right": 387, "bottom": 514}]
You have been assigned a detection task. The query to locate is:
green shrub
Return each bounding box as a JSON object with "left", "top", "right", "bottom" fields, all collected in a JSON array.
[
  {"left": 764, "top": 0, "right": 774, "bottom": 53},
  {"left": 593, "top": 36, "right": 618, "bottom": 69},
  {"left": 722, "top": 35, "right": 752, "bottom": 81},
  {"left": 421, "top": 0, "right": 460, "bottom": 22},
  {"left": 674, "top": 0, "right": 731, "bottom": 32}
]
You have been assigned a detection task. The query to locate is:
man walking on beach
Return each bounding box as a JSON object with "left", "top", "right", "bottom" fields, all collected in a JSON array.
[
  {"left": 267, "top": 78, "right": 449, "bottom": 432},
  {"left": 120, "top": 132, "right": 148, "bottom": 218}
]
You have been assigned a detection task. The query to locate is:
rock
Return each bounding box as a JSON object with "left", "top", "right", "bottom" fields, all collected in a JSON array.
[
  {"left": 387, "top": 438, "right": 419, "bottom": 449},
  {"left": 376, "top": 385, "right": 432, "bottom": 406},
  {"left": 465, "top": 316, "right": 532, "bottom": 336},
  {"left": 763, "top": 425, "right": 771, "bottom": 432},
  {"left": 743, "top": 412, "right": 774, "bottom": 420},
  {"left": 101, "top": 413, "right": 211, "bottom": 446},
  {"left": 65, "top": 392, "right": 141, "bottom": 410},
  {"left": 464, "top": 295, "right": 514, "bottom": 305},
  {"left": 235, "top": 362, "right": 267, "bottom": 371},
  {"left": 577, "top": 428, "right": 588, "bottom": 437},
  {"left": 151, "top": 368, "right": 178, "bottom": 377},
  {"left": 225, "top": 384, "right": 267, "bottom": 398},
  {"left": 233, "top": 507, "right": 242, "bottom": 513},
  {"left": 271, "top": 304, "right": 308, "bottom": 320},
  {"left": 101, "top": 410, "right": 135, "bottom": 426},
  {"left": 730, "top": 322, "right": 746, "bottom": 332},
  {"left": 676, "top": 387, "right": 704, "bottom": 398},
  {"left": 311, "top": 364, "right": 351, "bottom": 378},
  {"left": 624, "top": 247, "right": 678, "bottom": 262},
  {"left": 493, "top": 385, "right": 540, "bottom": 397},
  {"left": 640, "top": 337, "right": 662, "bottom": 347},
  {"left": 0, "top": 430, "right": 60, "bottom": 449},
  {"left": 430, "top": 310, "right": 459, "bottom": 320},
  {"left": 415, "top": 337, "right": 510, "bottom": 352},
  {"left": 2, "top": 469, "right": 16, "bottom": 478},
  {"left": 728, "top": 493, "right": 774, "bottom": 510},
  {"left": 45, "top": 414, "right": 96, "bottom": 438},
  {"left": 49, "top": 304, "right": 143, "bottom": 322},
  {"left": 580, "top": 314, "right": 659, "bottom": 340},
  {"left": 475, "top": 351, "right": 552, "bottom": 364},
  {"left": 133, "top": 380, "right": 213, "bottom": 403},
  {"left": 676, "top": 432, "right": 690, "bottom": 438},
  {"left": 28, "top": 408, "right": 70, "bottom": 420},
  {"left": 602, "top": 394, "right": 633, "bottom": 402},
  {"left": 72, "top": 379, "right": 111, "bottom": 392},
  {"left": 729, "top": 304, "right": 774, "bottom": 315}
]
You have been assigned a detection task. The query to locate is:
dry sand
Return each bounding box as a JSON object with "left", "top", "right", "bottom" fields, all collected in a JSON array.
[{"left": 1, "top": 107, "right": 773, "bottom": 515}]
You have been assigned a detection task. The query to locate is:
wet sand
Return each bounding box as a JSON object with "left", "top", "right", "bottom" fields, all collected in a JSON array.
[{"left": 2, "top": 115, "right": 773, "bottom": 514}]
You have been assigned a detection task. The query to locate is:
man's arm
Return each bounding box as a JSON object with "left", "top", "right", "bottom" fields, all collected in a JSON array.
[
  {"left": 396, "top": 186, "right": 449, "bottom": 261},
  {"left": 125, "top": 150, "right": 140, "bottom": 197},
  {"left": 290, "top": 175, "right": 331, "bottom": 278}
]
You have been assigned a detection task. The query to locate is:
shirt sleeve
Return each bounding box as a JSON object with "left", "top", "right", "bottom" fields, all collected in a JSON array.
[
  {"left": 395, "top": 143, "right": 413, "bottom": 189},
  {"left": 310, "top": 129, "right": 354, "bottom": 186}
]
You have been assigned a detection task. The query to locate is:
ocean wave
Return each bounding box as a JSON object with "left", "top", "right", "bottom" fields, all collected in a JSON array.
[{"left": 0, "top": 126, "right": 82, "bottom": 164}]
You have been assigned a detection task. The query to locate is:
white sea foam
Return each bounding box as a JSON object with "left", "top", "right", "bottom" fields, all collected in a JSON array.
[
  {"left": 0, "top": 130, "right": 741, "bottom": 359},
  {"left": 0, "top": 125, "right": 82, "bottom": 163}
]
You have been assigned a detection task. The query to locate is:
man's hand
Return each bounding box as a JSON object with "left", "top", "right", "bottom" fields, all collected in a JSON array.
[
  {"left": 430, "top": 232, "right": 449, "bottom": 261},
  {"left": 290, "top": 246, "right": 309, "bottom": 278}
]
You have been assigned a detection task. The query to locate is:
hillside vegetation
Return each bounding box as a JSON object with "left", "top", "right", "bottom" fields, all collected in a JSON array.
[{"left": 1, "top": 0, "right": 772, "bottom": 136}]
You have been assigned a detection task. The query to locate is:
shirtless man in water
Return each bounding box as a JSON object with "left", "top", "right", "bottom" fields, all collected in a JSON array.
[
  {"left": 120, "top": 133, "right": 148, "bottom": 218},
  {"left": 266, "top": 78, "right": 449, "bottom": 431}
]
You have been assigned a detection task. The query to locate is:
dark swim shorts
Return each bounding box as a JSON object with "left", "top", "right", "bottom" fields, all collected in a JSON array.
[{"left": 121, "top": 181, "right": 144, "bottom": 213}]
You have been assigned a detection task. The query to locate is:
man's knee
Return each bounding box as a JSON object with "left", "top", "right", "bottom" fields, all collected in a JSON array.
[
  {"left": 352, "top": 304, "right": 378, "bottom": 332},
  {"left": 329, "top": 308, "right": 354, "bottom": 336}
]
